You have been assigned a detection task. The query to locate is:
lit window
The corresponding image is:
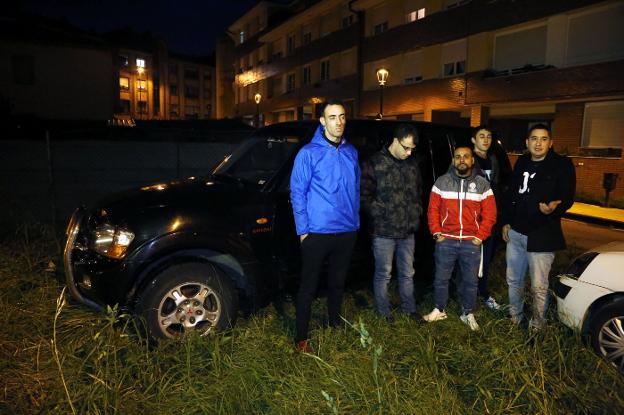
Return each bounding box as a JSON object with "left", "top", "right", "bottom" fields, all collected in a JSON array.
[
  {"left": 418, "top": 8, "right": 426, "bottom": 19},
  {"left": 406, "top": 8, "right": 425, "bottom": 23},
  {"left": 136, "top": 58, "right": 145, "bottom": 68},
  {"left": 240, "top": 31, "right": 245, "bottom": 44},
  {"left": 119, "top": 77, "right": 129, "bottom": 90},
  {"left": 137, "top": 79, "right": 147, "bottom": 90}
]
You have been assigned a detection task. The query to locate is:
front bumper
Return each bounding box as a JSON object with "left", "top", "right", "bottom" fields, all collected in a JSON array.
[{"left": 554, "top": 274, "right": 613, "bottom": 330}]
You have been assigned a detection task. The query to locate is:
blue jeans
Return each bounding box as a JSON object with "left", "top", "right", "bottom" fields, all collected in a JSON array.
[
  {"left": 372, "top": 235, "right": 416, "bottom": 316},
  {"left": 433, "top": 238, "right": 481, "bottom": 314},
  {"left": 505, "top": 228, "right": 555, "bottom": 328}
]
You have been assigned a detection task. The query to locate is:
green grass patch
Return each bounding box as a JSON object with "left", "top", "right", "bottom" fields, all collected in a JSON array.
[{"left": 0, "top": 225, "right": 622, "bottom": 414}]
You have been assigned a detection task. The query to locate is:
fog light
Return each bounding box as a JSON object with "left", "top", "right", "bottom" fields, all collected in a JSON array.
[{"left": 79, "top": 275, "right": 92, "bottom": 289}]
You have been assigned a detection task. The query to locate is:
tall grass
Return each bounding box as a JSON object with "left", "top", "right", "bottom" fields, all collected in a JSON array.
[{"left": 0, "top": 225, "right": 622, "bottom": 414}]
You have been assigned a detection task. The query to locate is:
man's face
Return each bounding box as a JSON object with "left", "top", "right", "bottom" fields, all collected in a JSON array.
[
  {"left": 453, "top": 147, "right": 474, "bottom": 176},
  {"left": 392, "top": 135, "right": 416, "bottom": 160},
  {"left": 471, "top": 129, "right": 492, "bottom": 153},
  {"left": 526, "top": 128, "right": 552, "bottom": 161},
  {"left": 320, "top": 104, "right": 346, "bottom": 142}
]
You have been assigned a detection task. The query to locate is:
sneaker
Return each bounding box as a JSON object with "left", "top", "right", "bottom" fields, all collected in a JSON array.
[
  {"left": 484, "top": 296, "right": 501, "bottom": 310},
  {"left": 460, "top": 313, "right": 480, "bottom": 331},
  {"left": 423, "top": 308, "right": 448, "bottom": 322},
  {"left": 295, "top": 340, "right": 313, "bottom": 353}
]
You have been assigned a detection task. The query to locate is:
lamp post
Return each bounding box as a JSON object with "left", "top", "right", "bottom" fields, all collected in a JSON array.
[
  {"left": 254, "top": 93, "right": 262, "bottom": 127},
  {"left": 376, "top": 68, "right": 388, "bottom": 120},
  {"left": 137, "top": 66, "right": 145, "bottom": 120}
]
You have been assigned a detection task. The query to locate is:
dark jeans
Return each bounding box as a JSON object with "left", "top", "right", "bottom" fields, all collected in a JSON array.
[
  {"left": 296, "top": 231, "right": 357, "bottom": 342},
  {"left": 433, "top": 238, "right": 481, "bottom": 314}
]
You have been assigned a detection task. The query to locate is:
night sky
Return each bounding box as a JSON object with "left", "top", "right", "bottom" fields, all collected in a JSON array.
[{"left": 20, "top": 0, "right": 262, "bottom": 55}]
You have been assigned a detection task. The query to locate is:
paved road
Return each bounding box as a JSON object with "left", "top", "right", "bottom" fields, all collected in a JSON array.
[{"left": 562, "top": 218, "right": 624, "bottom": 251}]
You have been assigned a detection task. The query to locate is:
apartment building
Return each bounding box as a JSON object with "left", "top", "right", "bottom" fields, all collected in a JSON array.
[
  {"left": 1, "top": 15, "right": 216, "bottom": 122},
  {"left": 108, "top": 30, "right": 216, "bottom": 121},
  {"left": 226, "top": 0, "right": 623, "bottom": 200}
]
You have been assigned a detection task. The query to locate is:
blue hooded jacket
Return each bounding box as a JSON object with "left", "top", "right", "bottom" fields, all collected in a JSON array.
[{"left": 290, "top": 125, "right": 360, "bottom": 235}]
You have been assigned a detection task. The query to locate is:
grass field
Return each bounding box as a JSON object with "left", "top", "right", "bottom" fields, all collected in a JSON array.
[{"left": 1, "top": 224, "right": 623, "bottom": 414}]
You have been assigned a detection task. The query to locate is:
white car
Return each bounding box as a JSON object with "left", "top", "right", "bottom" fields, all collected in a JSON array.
[{"left": 554, "top": 241, "right": 624, "bottom": 373}]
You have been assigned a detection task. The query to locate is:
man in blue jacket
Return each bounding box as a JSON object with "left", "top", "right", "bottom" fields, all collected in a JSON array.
[{"left": 290, "top": 98, "right": 360, "bottom": 352}]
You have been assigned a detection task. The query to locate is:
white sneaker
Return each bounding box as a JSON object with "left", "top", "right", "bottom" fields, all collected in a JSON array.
[
  {"left": 423, "top": 308, "right": 447, "bottom": 322},
  {"left": 460, "top": 313, "right": 480, "bottom": 331},
  {"left": 484, "top": 296, "right": 501, "bottom": 310}
]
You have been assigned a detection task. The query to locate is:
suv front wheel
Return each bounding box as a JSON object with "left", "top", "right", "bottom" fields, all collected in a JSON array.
[{"left": 137, "top": 262, "right": 238, "bottom": 339}]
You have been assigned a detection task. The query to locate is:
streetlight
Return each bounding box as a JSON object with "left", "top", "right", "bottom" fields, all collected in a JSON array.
[
  {"left": 376, "top": 68, "right": 389, "bottom": 120},
  {"left": 137, "top": 66, "right": 145, "bottom": 120},
  {"left": 254, "top": 93, "right": 262, "bottom": 127}
]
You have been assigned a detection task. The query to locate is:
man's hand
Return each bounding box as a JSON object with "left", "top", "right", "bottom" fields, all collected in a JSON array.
[
  {"left": 471, "top": 238, "right": 482, "bottom": 246},
  {"left": 434, "top": 233, "right": 445, "bottom": 243},
  {"left": 300, "top": 234, "right": 308, "bottom": 242},
  {"left": 502, "top": 224, "right": 511, "bottom": 242},
  {"left": 539, "top": 200, "right": 562, "bottom": 215}
]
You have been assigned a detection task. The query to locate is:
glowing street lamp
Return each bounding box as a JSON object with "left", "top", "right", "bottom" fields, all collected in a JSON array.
[
  {"left": 254, "top": 93, "right": 262, "bottom": 127},
  {"left": 376, "top": 68, "right": 389, "bottom": 120}
]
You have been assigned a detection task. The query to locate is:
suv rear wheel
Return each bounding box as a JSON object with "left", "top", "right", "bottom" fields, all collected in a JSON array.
[
  {"left": 588, "top": 299, "right": 624, "bottom": 373},
  {"left": 137, "top": 262, "right": 238, "bottom": 339}
]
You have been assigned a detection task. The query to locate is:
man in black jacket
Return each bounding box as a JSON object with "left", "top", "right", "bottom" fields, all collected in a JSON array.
[
  {"left": 471, "top": 126, "right": 512, "bottom": 310},
  {"left": 361, "top": 124, "right": 423, "bottom": 322},
  {"left": 502, "top": 124, "right": 576, "bottom": 329}
]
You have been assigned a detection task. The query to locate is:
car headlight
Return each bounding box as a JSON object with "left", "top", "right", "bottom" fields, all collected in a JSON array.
[
  {"left": 92, "top": 223, "right": 135, "bottom": 259},
  {"left": 563, "top": 251, "right": 599, "bottom": 280}
]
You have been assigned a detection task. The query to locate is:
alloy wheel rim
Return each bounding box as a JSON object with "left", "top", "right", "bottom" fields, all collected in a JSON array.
[
  {"left": 157, "top": 281, "right": 221, "bottom": 338},
  {"left": 598, "top": 316, "right": 624, "bottom": 372}
]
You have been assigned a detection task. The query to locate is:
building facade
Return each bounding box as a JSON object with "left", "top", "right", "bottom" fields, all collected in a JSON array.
[{"left": 226, "top": 0, "right": 624, "bottom": 201}]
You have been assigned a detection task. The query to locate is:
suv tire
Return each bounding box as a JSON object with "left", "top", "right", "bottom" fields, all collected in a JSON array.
[
  {"left": 588, "top": 299, "right": 624, "bottom": 373},
  {"left": 137, "top": 262, "right": 238, "bottom": 339}
]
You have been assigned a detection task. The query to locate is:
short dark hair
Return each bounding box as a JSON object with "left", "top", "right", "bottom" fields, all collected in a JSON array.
[
  {"left": 320, "top": 98, "right": 345, "bottom": 117},
  {"left": 454, "top": 146, "right": 473, "bottom": 156},
  {"left": 472, "top": 125, "right": 491, "bottom": 138},
  {"left": 528, "top": 123, "right": 551, "bottom": 138},
  {"left": 394, "top": 123, "right": 419, "bottom": 146}
]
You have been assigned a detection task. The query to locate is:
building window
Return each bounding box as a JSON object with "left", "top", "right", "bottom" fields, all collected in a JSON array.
[
  {"left": 170, "top": 104, "right": 179, "bottom": 118},
  {"left": 302, "top": 66, "right": 311, "bottom": 85},
  {"left": 185, "top": 85, "right": 199, "bottom": 99},
  {"left": 11, "top": 55, "right": 34, "bottom": 85},
  {"left": 320, "top": 60, "right": 330, "bottom": 81},
  {"left": 342, "top": 15, "right": 354, "bottom": 28},
  {"left": 168, "top": 63, "right": 177, "bottom": 74},
  {"left": 582, "top": 101, "right": 624, "bottom": 148},
  {"left": 137, "top": 79, "right": 147, "bottom": 91},
  {"left": 137, "top": 101, "right": 147, "bottom": 113},
  {"left": 119, "top": 77, "right": 129, "bottom": 90},
  {"left": 170, "top": 85, "right": 178, "bottom": 95},
  {"left": 287, "top": 34, "right": 295, "bottom": 54},
  {"left": 287, "top": 73, "right": 295, "bottom": 92},
  {"left": 206, "top": 103, "right": 212, "bottom": 115},
  {"left": 406, "top": 8, "right": 425, "bottom": 22},
  {"left": 445, "top": 0, "right": 471, "bottom": 8},
  {"left": 119, "top": 99, "right": 130, "bottom": 113},
  {"left": 184, "top": 67, "right": 199, "bottom": 79},
  {"left": 441, "top": 39, "right": 467, "bottom": 77},
  {"left": 373, "top": 22, "right": 388, "bottom": 35},
  {"left": 494, "top": 26, "right": 546, "bottom": 71},
  {"left": 303, "top": 32, "right": 312, "bottom": 45},
  {"left": 185, "top": 105, "right": 199, "bottom": 119},
  {"left": 119, "top": 55, "right": 129, "bottom": 67},
  {"left": 239, "top": 31, "right": 245, "bottom": 44},
  {"left": 443, "top": 61, "right": 465, "bottom": 76},
  {"left": 136, "top": 58, "right": 145, "bottom": 68}
]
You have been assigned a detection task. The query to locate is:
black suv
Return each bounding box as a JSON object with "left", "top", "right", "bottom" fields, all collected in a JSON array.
[{"left": 64, "top": 119, "right": 479, "bottom": 339}]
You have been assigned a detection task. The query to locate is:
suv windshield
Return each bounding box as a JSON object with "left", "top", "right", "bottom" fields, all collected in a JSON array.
[{"left": 212, "top": 134, "right": 301, "bottom": 188}]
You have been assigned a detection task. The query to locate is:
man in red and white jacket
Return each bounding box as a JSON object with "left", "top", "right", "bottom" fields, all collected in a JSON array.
[{"left": 423, "top": 146, "right": 497, "bottom": 330}]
